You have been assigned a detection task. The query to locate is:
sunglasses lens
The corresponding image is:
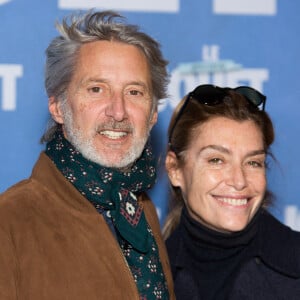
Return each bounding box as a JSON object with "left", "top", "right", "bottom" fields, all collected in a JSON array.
[
  {"left": 191, "top": 85, "right": 226, "bottom": 106},
  {"left": 191, "top": 84, "right": 266, "bottom": 109},
  {"left": 234, "top": 86, "right": 266, "bottom": 107}
]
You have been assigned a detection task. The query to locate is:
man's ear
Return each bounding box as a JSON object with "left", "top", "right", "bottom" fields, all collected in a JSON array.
[
  {"left": 149, "top": 109, "right": 158, "bottom": 129},
  {"left": 48, "top": 96, "right": 64, "bottom": 124},
  {"left": 165, "top": 151, "right": 182, "bottom": 188}
]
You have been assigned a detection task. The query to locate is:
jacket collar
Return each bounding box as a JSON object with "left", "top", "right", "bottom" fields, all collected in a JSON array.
[
  {"left": 257, "top": 210, "right": 300, "bottom": 278},
  {"left": 170, "top": 209, "right": 300, "bottom": 278}
]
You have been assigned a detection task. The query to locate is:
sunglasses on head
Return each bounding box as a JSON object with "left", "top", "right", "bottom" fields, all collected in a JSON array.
[{"left": 168, "top": 84, "right": 267, "bottom": 145}]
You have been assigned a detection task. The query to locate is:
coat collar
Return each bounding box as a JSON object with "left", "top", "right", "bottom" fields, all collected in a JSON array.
[
  {"left": 168, "top": 209, "right": 300, "bottom": 278},
  {"left": 257, "top": 210, "right": 300, "bottom": 278}
]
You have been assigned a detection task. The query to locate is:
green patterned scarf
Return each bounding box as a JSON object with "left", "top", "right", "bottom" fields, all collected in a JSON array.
[{"left": 45, "top": 129, "right": 169, "bottom": 299}]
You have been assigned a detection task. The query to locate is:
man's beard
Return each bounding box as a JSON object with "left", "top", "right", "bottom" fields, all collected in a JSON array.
[{"left": 60, "top": 100, "right": 151, "bottom": 168}]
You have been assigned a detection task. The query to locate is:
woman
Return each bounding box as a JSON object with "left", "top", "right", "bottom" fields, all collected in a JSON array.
[{"left": 163, "top": 84, "right": 300, "bottom": 300}]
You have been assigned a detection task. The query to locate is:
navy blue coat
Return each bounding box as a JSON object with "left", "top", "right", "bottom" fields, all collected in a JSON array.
[{"left": 166, "top": 211, "right": 300, "bottom": 300}]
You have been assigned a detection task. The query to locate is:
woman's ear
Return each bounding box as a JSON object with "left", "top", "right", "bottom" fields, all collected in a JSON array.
[
  {"left": 48, "top": 96, "right": 64, "bottom": 124},
  {"left": 165, "top": 151, "right": 183, "bottom": 188}
]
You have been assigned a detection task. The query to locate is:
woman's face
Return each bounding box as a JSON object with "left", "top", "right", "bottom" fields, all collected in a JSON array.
[{"left": 166, "top": 117, "right": 267, "bottom": 233}]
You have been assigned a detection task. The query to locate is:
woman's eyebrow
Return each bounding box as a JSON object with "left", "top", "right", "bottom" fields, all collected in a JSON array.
[{"left": 198, "top": 145, "right": 266, "bottom": 157}]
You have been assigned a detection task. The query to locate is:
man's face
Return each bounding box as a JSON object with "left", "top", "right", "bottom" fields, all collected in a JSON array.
[{"left": 49, "top": 40, "right": 157, "bottom": 168}]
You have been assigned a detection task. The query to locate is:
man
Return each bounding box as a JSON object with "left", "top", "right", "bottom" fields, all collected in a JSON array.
[{"left": 0, "top": 10, "right": 174, "bottom": 299}]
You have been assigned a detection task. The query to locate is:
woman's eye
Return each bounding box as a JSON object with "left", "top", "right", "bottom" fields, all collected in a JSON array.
[{"left": 247, "top": 160, "right": 264, "bottom": 168}]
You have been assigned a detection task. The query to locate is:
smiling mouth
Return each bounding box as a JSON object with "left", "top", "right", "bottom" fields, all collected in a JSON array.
[
  {"left": 99, "top": 130, "right": 128, "bottom": 140},
  {"left": 215, "top": 197, "right": 248, "bottom": 206}
]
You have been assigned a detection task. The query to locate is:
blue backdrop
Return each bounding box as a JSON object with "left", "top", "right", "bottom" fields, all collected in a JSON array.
[{"left": 1, "top": 0, "right": 300, "bottom": 229}]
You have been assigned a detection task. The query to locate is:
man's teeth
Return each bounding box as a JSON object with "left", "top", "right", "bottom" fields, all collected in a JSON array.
[
  {"left": 217, "top": 197, "right": 248, "bottom": 206},
  {"left": 100, "top": 130, "right": 127, "bottom": 139}
]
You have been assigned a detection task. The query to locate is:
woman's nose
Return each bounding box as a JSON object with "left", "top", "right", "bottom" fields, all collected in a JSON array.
[{"left": 226, "top": 165, "right": 247, "bottom": 191}]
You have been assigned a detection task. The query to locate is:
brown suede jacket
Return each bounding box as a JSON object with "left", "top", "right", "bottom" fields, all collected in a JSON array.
[{"left": 0, "top": 153, "right": 175, "bottom": 300}]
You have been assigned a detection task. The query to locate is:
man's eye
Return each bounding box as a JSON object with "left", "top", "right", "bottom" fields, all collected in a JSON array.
[
  {"left": 208, "top": 158, "right": 223, "bottom": 164},
  {"left": 90, "top": 87, "right": 101, "bottom": 93},
  {"left": 87, "top": 86, "right": 110, "bottom": 98},
  {"left": 129, "top": 90, "right": 142, "bottom": 96}
]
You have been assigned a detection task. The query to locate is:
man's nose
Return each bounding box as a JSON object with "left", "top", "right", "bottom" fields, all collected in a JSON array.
[{"left": 105, "top": 94, "right": 127, "bottom": 121}]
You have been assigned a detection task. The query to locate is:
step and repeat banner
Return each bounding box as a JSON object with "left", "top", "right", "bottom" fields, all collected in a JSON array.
[{"left": 1, "top": 0, "right": 300, "bottom": 229}]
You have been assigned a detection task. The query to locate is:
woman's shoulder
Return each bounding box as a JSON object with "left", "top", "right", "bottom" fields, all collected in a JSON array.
[
  {"left": 259, "top": 210, "right": 300, "bottom": 277},
  {"left": 262, "top": 210, "right": 300, "bottom": 241}
]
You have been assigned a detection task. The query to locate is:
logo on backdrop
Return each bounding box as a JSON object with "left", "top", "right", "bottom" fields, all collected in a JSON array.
[
  {"left": 58, "top": 0, "right": 179, "bottom": 13},
  {"left": 213, "top": 0, "right": 277, "bottom": 15},
  {"left": 159, "top": 45, "right": 269, "bottom": 112},
  {"left": 57, "top": 0, "right": 277, "bottom": 15},
  {"left": 0, "top": 64, "right": 23, "bottom": 111},
  {"left": 284, "top": 206, "right": 300, "bottom": 231},
  {"left": 0, "top": 0, "right": 11, "bottom": 5}
]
